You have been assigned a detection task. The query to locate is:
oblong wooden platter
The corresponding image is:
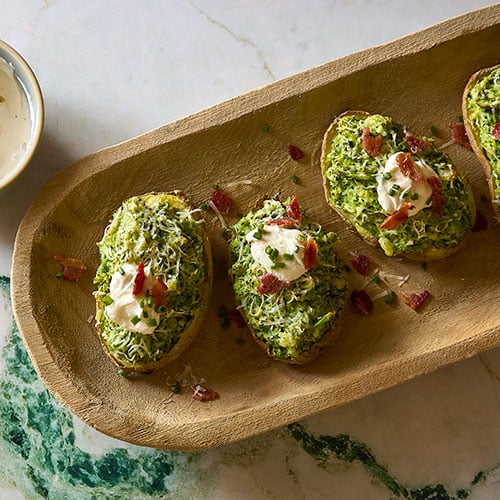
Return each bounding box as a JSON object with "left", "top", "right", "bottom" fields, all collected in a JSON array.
[{"left": 11, "top": 5, "right": 500, "bottom": 450}]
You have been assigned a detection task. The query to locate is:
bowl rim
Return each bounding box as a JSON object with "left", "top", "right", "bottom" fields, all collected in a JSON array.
[{"left": 0, "top": 38, "right": 44, "bottom": 191}]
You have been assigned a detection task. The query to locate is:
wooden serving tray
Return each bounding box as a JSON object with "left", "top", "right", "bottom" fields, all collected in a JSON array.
[{"left": 11, "top": 5, "right": 500, "bottom": 450}]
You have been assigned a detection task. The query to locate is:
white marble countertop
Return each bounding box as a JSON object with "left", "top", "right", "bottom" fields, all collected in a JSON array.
[{"left": 0, "top": 1, "right": 499, "bottom": 499}]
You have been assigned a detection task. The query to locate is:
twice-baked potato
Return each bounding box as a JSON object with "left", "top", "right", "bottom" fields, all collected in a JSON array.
[
  {"left": 321, "top": 111, "right": 476, "bottom": 261},
  {"left": 463, "top": 64, "right": 500, "bottom": 220},
  {"left": 94, "top": 191, "right": 212, "bottom": 373},
  {"left": 229, "top": 196, "right": 348, "bottom": 364}
]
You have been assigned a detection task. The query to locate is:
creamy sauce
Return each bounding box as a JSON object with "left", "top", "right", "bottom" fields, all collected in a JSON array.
[
  {"left": 377, "top": 152, "right": 438, "bottom": 216},
  {"left": 0, "top": 56, "right": 32, "bottom": 180},
  {"left": 106, "top": 262, "right": 161, "bottom": 334},
  {"left": 246, "top": 224, "right": 307, "bottom": 282}
]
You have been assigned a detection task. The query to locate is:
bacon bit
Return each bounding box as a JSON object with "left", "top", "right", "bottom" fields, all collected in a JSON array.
[
  {"left": 190, "top": 384, "right": 218, "bottom": 402},
  {"left": 210, "top": 189, "right": 234, "bottom": 215},
  {"left": 351, "top": 289, "right": 374, "bottom": 315},
  {"left": 380, "top": 202, "right": 414, "bottom": 230},
  {"left": 265, "top": 217, "right": 297, "bottom": 228},
  {"left": 53, "top": 255, "right": 87, "bottom": 282},
  {"left": 151, "top": 276, "right": 168, "bottom": 307},
  {"left": 396, "top": 152, "right": 424, "bottom": 183},
  {"left": 132, "top": 262, "right": 145, "bottom": 296},
  {"left": 472, "top": 211, "right": 487, "bottom": 232},
  {"left": 286, "top": 194, "right": 302, "bottom": 223},
  {"left": 426, "top": 176, "right": 446, "bottom": 217},
  {"left": 227, "top": 309, "right": 246, "bottom": 328},
  {"left": 400, "top": 290, "right": 430, "bottom": 311},
  {"left": 287, "top": 144, "right": 304, "bottom": 160},
  {"left": 492, "top": 124, "right": 500, "bottom": 140},
  {"left": 350, "top": 253, "right": 371, "bottom": 276},
  {"left": 362, "top": 127, "right": 382, "bottom": 156},
  {"left": 303, "top": 236, "right": 318, "bottom": 270},
  {"left": 257, "top": 273, "right": 289, "bottom": 295},
  {"left": 404, "top": 132, "right": 430, "bottom": 153},
  {"left": 448, "top": 122, "right": 472, "bottom": 150}
]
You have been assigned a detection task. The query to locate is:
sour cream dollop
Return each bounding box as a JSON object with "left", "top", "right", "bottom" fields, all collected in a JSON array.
[
  {"left": 106, "top": 262, "right": 161, "bottom": 335},
  {"left": 0, "top": 57, "right": 32, "bottom": 179},
  {"left": 377, "top": 152, "right": 439, "bottom": 216},
  {"left": 246, "top": 224, "right": 307, "bottom": 282}
]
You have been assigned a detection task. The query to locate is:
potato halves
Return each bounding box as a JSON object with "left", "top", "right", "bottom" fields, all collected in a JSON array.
[
  {"left": 94, "top": 192, "right": 212, "bottom": 373},
  {"left": 229, "top": 196, "right": 348, "bottom": 365},
  {"left": 321, "top": 111, "right": 476, "bottom": 261}
]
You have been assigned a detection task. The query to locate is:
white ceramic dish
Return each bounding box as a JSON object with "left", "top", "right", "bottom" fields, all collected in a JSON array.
[{"left": 0, "top": 39, "right": 44, "bottom": 194}]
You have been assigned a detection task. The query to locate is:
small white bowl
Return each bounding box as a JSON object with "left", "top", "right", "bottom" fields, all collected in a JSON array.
[{"left": 0, "top": 39, "right": 44, "bottom": 195}]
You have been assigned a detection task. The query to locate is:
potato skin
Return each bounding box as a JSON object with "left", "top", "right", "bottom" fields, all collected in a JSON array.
[
  {"left": 95, "top": 191, "right": 213, "bottom": 373},
  {"left": 321, "top": 111, "right": 475, "bottom": 261},
  {"left": 229, "top": 197, "right": 348, "bottom": 365},
  {"left": 462, "top": 64, "right": 500, "bottom": 221}
]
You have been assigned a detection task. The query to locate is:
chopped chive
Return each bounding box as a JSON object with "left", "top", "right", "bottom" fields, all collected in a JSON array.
[
  {"left": 253, "top": 231, "right": 263, "bottom": 240},
  {"left": 212, "top": 184, "right": 220, "bottom": 190},
  {"left": 147, "top": 296, "right": 154, "bottom": 307},
  {"left": 262, "top": 123, "right": 270, "bottom": 133},
  {"left": 118, "top": 369, "right": 130, "bottom": 378},
  {"left": 170, "top": 380, "right": 181, "bottom": 393},
  {"left": 146, "top": 319, "right": 157, "bottom": 328},
  {"left": 291, "top": 175, "right": 299, "bottom": 184},
  {"left": 143, "top": 310, "right": 149, "bottom": 318},
  {"left": 388, "top": 184, "right": 400, "bottom": 196},
  {"left": 56, "top": 271, "right": 64, "bottom": 280},
  {"left": 283, "top": 253, "right": 294, "bottom": 260},
  {"left": 384, "top": 291, "right": 396, "bottom": 304},
  {"left": 221, "top": 228, "right": 232, "bottom": 240},
  {"left": 411, "top": 192, "right": 419, "bottom": 200},
  {"left": 199, "top": 202, "right": 208, "bottom": 210},
  {"left": 372, "top": 274, "right": 382, "bottom": 285},
  {"left": 155, "top": 305, "right": 167, "bottom": 313},
  {"left": 131, "top": 315, "right": 141, "bottom": 325},
  {"left": 458, "top": 115, "right": 464, "bottom": 123},
  {"left": 383, "top": 172, "right": 392, "bottom": 180},
  {"left": 429, "top": 125, "right": 439, "bottom": 137},
  {"left": 119, "top": 267, "right": 125, "bottom": 275},
  {"left": 265, "top": 246, "right": 279, "bottom": 261},
  {"left": 140, "top": 298, "right": 146, "bottom": 308},
  {"left": 271, "top": 262, "right": 286, "bottom": 269},
  {"left": 313, "top": 315, "right": 331, "bottom": 328},
  {"left": 102, "top": 295, "right": 114, "bottom": 306}
]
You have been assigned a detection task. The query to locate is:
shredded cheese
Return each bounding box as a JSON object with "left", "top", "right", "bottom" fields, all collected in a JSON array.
[{"left": 208, "top": 199, "right": 229, "bottom": 230}]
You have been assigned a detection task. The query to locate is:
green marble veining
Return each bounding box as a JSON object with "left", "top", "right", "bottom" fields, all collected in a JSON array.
[
  {"left": 288, "top": 422, "right": 498, "bottom": 499},
  {"left": 0, "top": 276, "right": 205, "bottom": 499},
  {"left": 0, "top": 275, "right": 498, "bottom": 499}
]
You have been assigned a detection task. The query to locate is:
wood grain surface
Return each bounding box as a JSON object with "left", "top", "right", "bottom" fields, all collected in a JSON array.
[{"left": 11, "top": 5, "right": 500, "bottom": 450}]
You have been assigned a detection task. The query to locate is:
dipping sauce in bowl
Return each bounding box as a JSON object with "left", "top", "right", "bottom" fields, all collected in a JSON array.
[{"left": 0, "top": 40, "right": 43, "bottom": 193}]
